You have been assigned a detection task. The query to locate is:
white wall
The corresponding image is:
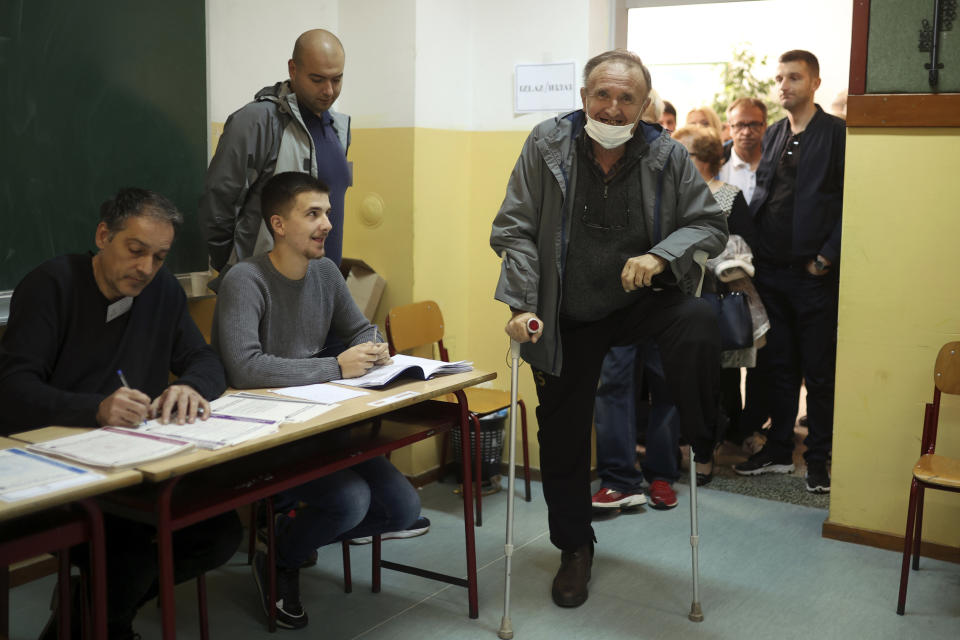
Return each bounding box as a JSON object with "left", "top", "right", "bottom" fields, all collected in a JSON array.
[
  {"left": 206, "top": 0, "right": 339, "bottom": 124},
  {"left": 206, "top": 0, "right": 605, "bottom": 132},
  {"left": 627, "top": 0, "right": 853, "bottom": 121}
]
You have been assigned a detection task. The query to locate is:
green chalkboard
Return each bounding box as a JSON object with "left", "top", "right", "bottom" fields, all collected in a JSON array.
[
  {"left": 867, "top": 0, "right": 960, "bottom": 93},
  {"left": 0, "top": 0, "right": 207, "bottom": 291}
]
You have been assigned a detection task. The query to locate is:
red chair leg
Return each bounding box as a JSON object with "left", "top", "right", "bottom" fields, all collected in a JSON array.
[
  {"left": 897, "top": 478, "right": 920, "bottom": 615},
  {"left": 341, "top": 541, "right": 352, "bottom": 593},
  {"left": 439, "top": 431, "right": 450, "bottom": 479},
  {"left": 57, "top": 551, "right": 71, "bottom": 640},
  {"left": 265, "top": 499, "right": 277, "bottom": 633},
  {"left": 1, "top": 563, "right": 8, "bottom": 640},
  {"left": 371, "top": 535, "right": 381, "bottom": 593},
  {"left": 470, "top": 414, "right": 483, "bottom": 527},
  {"left": 248, "top": 501, "right": 258, "bottom": 565},
  {"left": 197, "top": 573, "right": 209, "bottom": 640},
  {"left": 518, "top": 399, "right": 532, "bottom": 502},
  {"left": 912, "top": 485, "right": 926, "bottom": 570}
]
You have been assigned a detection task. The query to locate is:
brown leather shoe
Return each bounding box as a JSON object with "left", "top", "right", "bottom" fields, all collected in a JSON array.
[{"left": 551, "top": 542, "right": 593, "bottom": 607}]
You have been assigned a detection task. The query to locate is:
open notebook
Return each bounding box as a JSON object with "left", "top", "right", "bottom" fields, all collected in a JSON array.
[{"left": 331, "top": 353, "right": 473, "bottom": 388}]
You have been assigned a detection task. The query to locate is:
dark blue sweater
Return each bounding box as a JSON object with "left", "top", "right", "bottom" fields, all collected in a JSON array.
[{"left": 0, "top": 254, "right": 225, "bottom": 433}]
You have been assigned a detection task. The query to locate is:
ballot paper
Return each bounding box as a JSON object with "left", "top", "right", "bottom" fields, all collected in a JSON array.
[
  {"left": 0, "top": 448, "right": 104, "bottom": 502},
  {"left": 142, "top": 415, "right": 279, "bottom": 450},
  {"left": 212, "top": 394, "right": 337, "bottom": 422},
  {"left": 331, "top": 354, "right": 473, "bottom": 388},
  {"left": 27, "top": 427, "right": 193, "bottom": 469},
  {"left": 271, "top": 383, "right": 369, "bottom": 404}
]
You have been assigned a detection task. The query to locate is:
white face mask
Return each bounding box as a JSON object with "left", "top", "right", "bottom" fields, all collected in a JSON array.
[{"left": 584, "top": 112, "right": 639, "bottom": 149}]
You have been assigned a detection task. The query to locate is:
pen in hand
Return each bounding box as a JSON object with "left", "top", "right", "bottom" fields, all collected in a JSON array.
[{"left": 117, "top": 369, "right": 148, "bottom": 427}]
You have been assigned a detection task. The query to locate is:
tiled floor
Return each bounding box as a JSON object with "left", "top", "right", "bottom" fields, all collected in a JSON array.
[{"left": 8, "top": 475, "right": 958, "bottom": 639}]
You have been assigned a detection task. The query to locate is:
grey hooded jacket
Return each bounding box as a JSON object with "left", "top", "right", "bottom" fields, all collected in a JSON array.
[
  {"left": 199, "top": 81, "right": 350, "bottom": 287},
  {"left": 490, "top": 110, "right": 728, "bottom": 376}
]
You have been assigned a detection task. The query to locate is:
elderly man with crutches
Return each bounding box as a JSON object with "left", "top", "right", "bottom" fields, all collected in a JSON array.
[{"left": 490, "top": 49, "right": 726, "bottom": 621}]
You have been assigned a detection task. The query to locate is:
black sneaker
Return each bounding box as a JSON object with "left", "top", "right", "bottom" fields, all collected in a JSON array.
[
  {"left": 805, "top": 461, "right": 831, "bottom": 493},
  {"left": 349, "top": 516, "right": 431, "bottom": 545},
  {"left": 733, "top": 447, "right": 795, "bottom": 476},
  {"left": 252, "top": 551, "right": 308, "bottom": 630}
]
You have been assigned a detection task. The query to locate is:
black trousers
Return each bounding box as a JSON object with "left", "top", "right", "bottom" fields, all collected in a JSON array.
[
  {"left": 532, "top": 289, "right": 719, "bottom": 552},
  {"left": 753, "top": 263, "right": 838, "bottom": 464},
  {"left": 74, "top": 511, "right": 242, "bottom": 633}
]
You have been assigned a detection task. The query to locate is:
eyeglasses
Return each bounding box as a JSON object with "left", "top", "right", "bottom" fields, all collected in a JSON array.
[
  {"left": 587, "top": 89, "right": 638, "bottom": 106},
  {"left": 730, "top": 121, "right": 765, "bottom": 132}
]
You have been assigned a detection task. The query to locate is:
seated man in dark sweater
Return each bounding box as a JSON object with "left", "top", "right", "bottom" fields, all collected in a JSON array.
[
  {"left": 0, "top": 188, "right": 242, "bottom": 640},
  {"left": 212, "top": 171, "right": 426, "bottom": 631}
]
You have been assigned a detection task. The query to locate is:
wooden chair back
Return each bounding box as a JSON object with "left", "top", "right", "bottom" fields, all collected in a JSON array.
[
  {"left": 934, "top": 341, "right": 960, "bottom": 395},
  {"left": 385, "top": 301, "right": 447, "bottom": 357}
]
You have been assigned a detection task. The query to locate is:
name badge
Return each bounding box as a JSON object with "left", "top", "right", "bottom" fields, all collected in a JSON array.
[{"left": 106, "top": 296, "right": 133, "bottom": 322}]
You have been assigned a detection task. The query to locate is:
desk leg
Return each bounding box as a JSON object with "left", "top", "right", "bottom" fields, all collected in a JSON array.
[
  {"left": 1, "top": 562, "right": 8, "bottom": 638},
  {"left": 79, "top": 498, "right": 107, "bottom": 640},
  {"left": 455, "top": 390, "right": 479, "bottom": 618},
  {"left": 156, "top": 479, "right": 180, "bottom": 640}
]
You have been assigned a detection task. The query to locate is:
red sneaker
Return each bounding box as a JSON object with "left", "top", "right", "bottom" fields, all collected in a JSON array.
[
  {"left": 591, "top": 487, "right": 647, "bottom": 510},
  {"left": 648, "top": 480, "right": 678, "bottom": 510}
]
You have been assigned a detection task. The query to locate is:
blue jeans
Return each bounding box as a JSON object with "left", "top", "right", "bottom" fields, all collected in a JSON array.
[
  {"left": 595, "top": 343, "right": 680, "bottom": 492},
  {"left": 274, "top": 456, "right": 421, "bottom": 569}
]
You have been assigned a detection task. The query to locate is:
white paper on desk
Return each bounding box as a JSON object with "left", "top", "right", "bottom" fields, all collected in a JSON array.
[
  {"left": 272, "top": 383, "right": 369, "bottom": 404},
  {"left": 0, "top": 449, "right": 104, "bottom": 502},
  {"left": 332, "top": 354, "right": 473, "bottom": 388},
  {"left": 213, "top": 394, "right": 338, "bottom": 423},
  {"left": 26, "top": 427, "right": 193, "bottom": 468},
  {"left": 142, "top": 416, "right": 279, "bottom": 450}
]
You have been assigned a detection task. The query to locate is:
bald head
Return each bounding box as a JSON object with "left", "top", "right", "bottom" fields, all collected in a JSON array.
[
  {"left": 292, "top": 29, "right": 344, "bottom": 64},
  {"left": 288, "top": 29, "right": 345, "bottom": 116}
]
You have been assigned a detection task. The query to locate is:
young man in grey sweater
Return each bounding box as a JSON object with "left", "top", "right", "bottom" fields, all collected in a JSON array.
[{"left": 213, "top": 172, "right": 426, "bottom": 630}]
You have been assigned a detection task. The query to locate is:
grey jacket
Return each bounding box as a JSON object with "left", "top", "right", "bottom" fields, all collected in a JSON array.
[
  {"left": 490, "top": 110, "right": 728, "bottom": 376},
  {"left": 199, "top": 81, "right": 350, "bottom": 287}
]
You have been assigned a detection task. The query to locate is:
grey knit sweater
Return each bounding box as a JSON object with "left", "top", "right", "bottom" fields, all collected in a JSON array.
[{"left": 212, "top": 254, "right": 380, "bottom": 388}]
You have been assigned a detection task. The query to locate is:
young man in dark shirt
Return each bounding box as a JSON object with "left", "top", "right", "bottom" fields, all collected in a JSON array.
[
  {"left": 0, "top": 188, "right": 241, "bottom": 639},
  {"left": 733, "top": 50, "right": 845, "bottom": 493}
]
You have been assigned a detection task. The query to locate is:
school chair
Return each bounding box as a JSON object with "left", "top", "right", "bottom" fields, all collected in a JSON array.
[
  {"left": 385, "top": 300, "right": 532, "bottom": 527},
  {"left": 896, "top": 341, "right": 960, "bottom": 615}
]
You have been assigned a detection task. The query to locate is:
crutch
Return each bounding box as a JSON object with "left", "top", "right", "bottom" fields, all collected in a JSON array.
[
  {"left": 498, "top": 316, "right": 540, "bottom": 639},
  {"left": 688, "top": 449, "right": 703, "bottom": 622},
  {"left": 687, "top": 248, "right": 709, "bottom": 623}
]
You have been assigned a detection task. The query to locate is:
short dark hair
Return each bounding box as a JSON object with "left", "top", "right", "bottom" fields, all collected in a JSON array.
[
  {"left": 99, "top": 188, "right": 182, "bottom": 237},
  {"left": 779, "top": 49, "right": 819, "bottom": 78},
  {"left": 727, "top": 97, "right": 768, "bottom": 121},
  {"left": 260, "top": 172, "right": 330, "bottom": 236},
  {"left": 583, "top": 49, "right": 652, "bottom": 96},
  {"left": 663, "top": 100, "right": 676, "bottom": 118}
]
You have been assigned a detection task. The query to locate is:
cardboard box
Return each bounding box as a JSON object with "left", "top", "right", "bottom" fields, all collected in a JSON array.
[{"left": 339, "top": 258, "right": 386, "bottom": 321}]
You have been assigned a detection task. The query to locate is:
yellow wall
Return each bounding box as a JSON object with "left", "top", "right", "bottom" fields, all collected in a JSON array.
[
  {"left": 829, "top": 128, "right": 960, "bottom": 547},
  {"left": 342, "top": 126, "right": 542, "bottom": 477}
]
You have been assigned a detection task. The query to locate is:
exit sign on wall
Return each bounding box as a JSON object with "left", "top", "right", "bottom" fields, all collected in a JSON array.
[{"left": 514, "top": 62, "right": 578, "bottom": 113}]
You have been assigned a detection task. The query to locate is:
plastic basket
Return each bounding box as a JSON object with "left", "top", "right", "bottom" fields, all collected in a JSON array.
[{"left": 450, "top": 408, "right": 507, "bottom": 482}]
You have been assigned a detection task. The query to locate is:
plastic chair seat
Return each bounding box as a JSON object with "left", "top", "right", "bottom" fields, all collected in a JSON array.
[{"left": 913, "top": 454, "right": 960, "bottom": 489}]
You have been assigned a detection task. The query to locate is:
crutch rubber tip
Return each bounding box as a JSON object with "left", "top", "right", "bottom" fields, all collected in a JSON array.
[
  {"left": 497, "top": 618, "right": 514, "bottom": 639},
  {"left": 688, "top": 603, "right": 704, "bottom": 622}
]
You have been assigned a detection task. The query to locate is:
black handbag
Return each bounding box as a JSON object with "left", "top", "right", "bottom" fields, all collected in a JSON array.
[{"left": 703, "top": 290, "right": 753, "bottom": 350}]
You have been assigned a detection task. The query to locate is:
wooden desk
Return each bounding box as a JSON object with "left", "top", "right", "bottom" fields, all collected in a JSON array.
[
  {"left": 16, "top": 370, "right": 495, "bottom": 639},
  {"left": 0, "top": 437, "right": 142, "bottom": 639}
]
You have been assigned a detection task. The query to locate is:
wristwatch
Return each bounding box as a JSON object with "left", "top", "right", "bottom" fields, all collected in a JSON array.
[{"left": 814, "top": 258, "right": 828, "bottom": 272}]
